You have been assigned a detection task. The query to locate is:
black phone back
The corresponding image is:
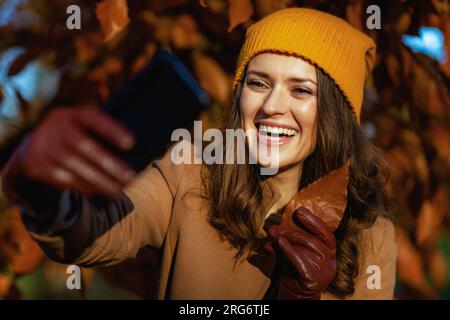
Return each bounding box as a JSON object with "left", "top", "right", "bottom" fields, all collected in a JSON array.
[{"left": 102, "top": 50, "right": 210, "bottom": 172}]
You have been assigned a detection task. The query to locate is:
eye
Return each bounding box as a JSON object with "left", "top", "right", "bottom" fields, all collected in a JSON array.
[
  {"left": 247, "top": 80, "right": 268, "bottom": 91},
  {"left": 292, "top": 87, "right": 312, "bottom": 96}
]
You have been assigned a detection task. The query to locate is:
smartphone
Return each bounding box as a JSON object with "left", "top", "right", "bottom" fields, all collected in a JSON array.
[{"left": 102, "top": 50, "right": 211, "bottom": 172}]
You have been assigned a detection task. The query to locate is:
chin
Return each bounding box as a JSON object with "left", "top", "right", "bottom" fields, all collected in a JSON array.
[{"left": 256, "top": 155, "right": 295, "bottom": 171}]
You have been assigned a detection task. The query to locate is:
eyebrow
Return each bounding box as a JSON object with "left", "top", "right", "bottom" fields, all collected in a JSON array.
[{"left": 246, "top": 70, "right": 317, "bottom": 85}]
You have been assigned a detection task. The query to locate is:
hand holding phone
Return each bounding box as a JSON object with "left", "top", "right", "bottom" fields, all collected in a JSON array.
[
  {"left": 2, "top": 107, "right": 136, "bottom": 207},
  {"left": 2, "top": 50, "right": 208, "bottom": 205}
]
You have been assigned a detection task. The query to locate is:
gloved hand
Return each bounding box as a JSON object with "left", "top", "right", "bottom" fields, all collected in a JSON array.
[
  {"left": 2, "top": 107, "right": 136, "bottom": 213},
  {"left": 266, "top": 207, "right": 337, "bottom": 300}
]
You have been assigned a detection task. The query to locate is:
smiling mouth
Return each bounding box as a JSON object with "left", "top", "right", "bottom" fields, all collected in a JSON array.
[{"left": 256, "top": 124, "right": 300, "bottom": 146}]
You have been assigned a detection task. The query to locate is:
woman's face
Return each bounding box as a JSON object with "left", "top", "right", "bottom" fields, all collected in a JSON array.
[{"left": 239, "top": 52, "right": 318, "bottom": 172}]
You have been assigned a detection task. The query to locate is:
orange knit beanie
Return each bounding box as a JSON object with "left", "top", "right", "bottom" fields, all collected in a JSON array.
[{"left": 232, "top": 8, "right": 377, "bottom": 122}]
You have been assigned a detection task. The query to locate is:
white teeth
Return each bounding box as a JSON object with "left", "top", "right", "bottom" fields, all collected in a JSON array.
[{"left": 258, "top": 124, "right": 298, "bottom": 136}]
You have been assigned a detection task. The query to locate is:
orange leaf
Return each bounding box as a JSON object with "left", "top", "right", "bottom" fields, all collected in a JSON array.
[
  {"left": 88, "top": 57, "right": 124, "bottom": 100},
  {"left": 0, "top": 273, "right": 13, "bottom": 298},
  {"left": 386, "top": 54, "right": 401, "bottom": 87},
  {"left": 416, "top": 185, "right": 450, "bottom": 247},
  {"left": 171, "top": 14, "right": 201, "bottom": 49},
  {"left": 345, "top": 1, "right": 363, "bottom": 31},
  {"left": 96, "top": 0, "right": 130, "bottom": 43},
  {"left": 254, "top": 0, "right": 291, "bottom": 18},
  {"left": 192, "top": 52, "right": 231, "bottom": 107},
  {"left": 395, "top": 12, "right": 412, "bottom": 34},
  {"left": 131, "top": 42, "right": 157, "bottom": 75},
  {"left": 428, "top": 248, "right": 448, "bottom": 290},
  {"left": 0, "top": 207, "right": 44, "bottom": 275},
  {"left": 400, "top": 130, "right": 429, "bottom": 186},
  {"left": 384, "top": 146, "right": 415, "bottom": 184},
  {"left": 228, "top": 0, "right": 254, "bottom": 32},
  {"left": 74, "top": 33, "right": 103, "bottom": 64},
  {"left": 427, "top": 124, "right": 450, "bottom": 169},
  {"left": 431, "top": 0, "right": 450, "bottom": 15},
  {"left": 396, "top": 227, "right": 434, "bottom": 296},
  {"left": 432, "top": 185, "right": 450, "bottom": 217},
  {"left": 439, "top": 17, "right": 450, "bottom": 77},
  {"left": 416, "top": 200, "right": 442, "bottom": 247},
  {"left": 281, "top": 160, "right": 350, "bottom": 231}
]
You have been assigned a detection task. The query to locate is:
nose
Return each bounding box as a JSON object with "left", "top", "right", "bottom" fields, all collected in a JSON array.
[{"left": 260, "top": 85, "right": 289, "bottom": 116}]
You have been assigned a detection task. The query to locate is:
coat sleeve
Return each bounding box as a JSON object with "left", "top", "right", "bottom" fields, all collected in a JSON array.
[
  {"left": 26, "top": 145, "right": 185, "bottom": 267},
  {"left": 322, "top": 216, "right": 398, "bottom": 300}
]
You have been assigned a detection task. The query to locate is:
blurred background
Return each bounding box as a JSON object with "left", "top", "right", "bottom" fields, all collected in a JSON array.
[{"left": 0, "top": 0, "right": 449, "bottom": 299}]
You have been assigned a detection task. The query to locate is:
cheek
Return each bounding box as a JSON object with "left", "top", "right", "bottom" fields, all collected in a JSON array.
[
  {"left": 239, "top": 89, "right": 261, "bottom": 125},
  {"left": 292, "top": 100, "right": 318, "bottom": 146}
]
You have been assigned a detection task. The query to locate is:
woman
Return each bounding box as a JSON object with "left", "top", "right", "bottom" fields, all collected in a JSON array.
[{"left": 2, "top": 8, "right": 396, "bottom": 299}]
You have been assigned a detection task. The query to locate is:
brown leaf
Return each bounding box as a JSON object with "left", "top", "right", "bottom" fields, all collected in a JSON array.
[
  {"left": 415, "top": 186, "right": 450, "bottom": 249},
  {"left": 171, "top": 14, "right": 201, "bottom": 49},
  {"left": 431, "top": 185, "right": 450, "bottom": 218},
  {"left": 346, "top": 1, "right": 363, "bottom": 31},
  {"left": 281, "top": 160, "right": 351, "bottom": 231},
  {"left": 416, "top": 200, "right": 442, "bottom": 247},
  {"left": 440, "top": 17, "right": 450, "bottom": 78},
  {"left": 254, "top": 0, "right": 292, "bottom": 18},
  {"left": 0, "top": 207, "right": 44, "bottom": 275},
  {"left": 400, "top": 46, "right": 413, "bottom": 79},
  {"left": 74, "top": 33, "right": 103, "bottom": 64},
  {"left": 386, "top": 54, "right": 401, "bottom": 87},
  {"left": 88, "top": 57, "right": 124, "bottom": 100},
  {"left": 428, "top": 248, "right": 448, "bottom": 290},
  {"left": 431, "top": 0, "right": 450, "bottom": 15},
  {"left": 408, "top": 57, "right": 448, "bottom": 118},
  {"left": 228, "top": 0, "right": 254, "bottom": 32},
  {"left": 395, "top": 12, "right": 412, "bottom": 34},
  {"left": 131, "top": 42, "right": 157, "bottom": 75},
  {"left": 96, "top": 0, "right": 130, "bottom": 43},
  {"left": 145, "top": 13, "right": 173, "bottom": 47},
  {"left": 385, "top": 145, "right": 415, "bottom": 181},
  {"left": 372, "top": 113, "right": 398, "bottom": 148},
  {"left": 0, "top": 273, "right": 13, "bottom": 298},
  {"left": 427, "top": 123, "right": 450, "bottom": 169},
  {"left": 192, "top": 52, "right": 231, "bottom": 107},
  {"left": 400, "top": 130, "right": 429, "bottom": 186},
  {"left": 148, "top": 0, "right": 190, "bottom": 12},
  {"left": 396, "top": 227, "right": 435, "bottom": 296},
  {"left": 201, "top": 0, "right": 228, "bottom": 13},
  {"left": 426, "top": 77, "right": 447, "bottom": 118}
]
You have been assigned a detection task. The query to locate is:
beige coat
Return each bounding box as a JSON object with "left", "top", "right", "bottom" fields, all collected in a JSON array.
[{"left": 29, "top": 144, "right": 397, "bottom": 299}]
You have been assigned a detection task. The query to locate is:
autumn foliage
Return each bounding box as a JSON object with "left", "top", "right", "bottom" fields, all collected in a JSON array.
[{"left": 0, "top": 0, "right": 449, "bottom": 299}]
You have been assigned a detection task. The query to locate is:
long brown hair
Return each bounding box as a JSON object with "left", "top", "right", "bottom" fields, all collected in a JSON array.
[{"left": 203, "top": 63, "right": 393, "bottom": 297}]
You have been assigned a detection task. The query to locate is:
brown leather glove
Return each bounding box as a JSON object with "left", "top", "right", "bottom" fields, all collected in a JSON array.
[
  {"left": 2, "top": 107, "right": 136, "bottom": 217},
  {"left": 266, "top": 207, "right": 337, "bottom": 300}
]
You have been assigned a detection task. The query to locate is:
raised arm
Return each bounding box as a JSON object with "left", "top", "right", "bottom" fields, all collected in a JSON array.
[{"left": 2, "top": 107, "right": 180, "bottom": 266}]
